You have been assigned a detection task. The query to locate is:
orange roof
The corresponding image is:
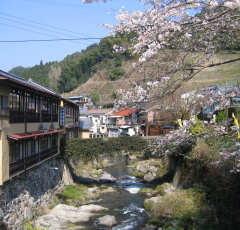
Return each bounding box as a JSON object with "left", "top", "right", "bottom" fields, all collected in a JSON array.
[{"left": 112, "top": 109, "right": 138, "bottom": 117}]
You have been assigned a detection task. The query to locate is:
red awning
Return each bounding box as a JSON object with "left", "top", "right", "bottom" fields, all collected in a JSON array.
[
  {"left": 7, "top": 128, "right": 64, "bottom": 140},
  {"left": 7, "top": 133, "right": 34, "bottom": 140}
]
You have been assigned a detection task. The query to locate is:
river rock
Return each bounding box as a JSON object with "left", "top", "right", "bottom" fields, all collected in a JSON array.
[
  {"left": 99, "top": 172, "right": 117, "bottom": 183},
  {"left": 144, "top": 196, "right": 163, "bottom": 210},
  {"left": 78, "top": 204, "right": 109, "bottom": 212},
  {"left": 24, "top": 207, "right": 33, "bottom": 220},
  {"left": 98, "top": 215, "right": 117, "bottom": 227},
  {"left": 35, "top": 204, "right": 95, "bottom": 229},
  {"left": 0, "top": 208, "right": 4, "bottom": 220},
  {"left": 144, "top": 173, "right": 156, "bottom": 182},
  {"left": 128, "top": 155, "right": 137, "bottom": 160},
  {"left": 136, "top": 161, "right": 150, "bottom": 174}
]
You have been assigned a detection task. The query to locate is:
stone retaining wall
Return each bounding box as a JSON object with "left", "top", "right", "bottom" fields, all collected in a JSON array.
[{"left": 0, "top": 157, "right": 73, "bottom": 230}]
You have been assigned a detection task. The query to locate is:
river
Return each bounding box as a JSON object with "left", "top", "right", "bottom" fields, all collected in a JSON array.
[{"left": 81, "top": 156, "right": 155, "bottom": 230}]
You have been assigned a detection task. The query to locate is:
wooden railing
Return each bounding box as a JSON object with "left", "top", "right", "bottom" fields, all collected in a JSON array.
[
  {"left": 9, "top": 159, "right": 24, "bottom": 176},
  {"left": 53, "top": 114, "right": 58, "bottom": 122},
  {"left": 42, "top": 113, "right": 51, "bottom": 122},
  {"left": 9, "top": 110, "right": 25, "bottom": 123},
  {"left": 26, "top": 112, "right": 40, "bottom": 123},
  {"left": 26, "top": 152, "right": 40, "bottom": 168},
  {"left": 9, "top": 145, "right": 58, "bottom": 176}
]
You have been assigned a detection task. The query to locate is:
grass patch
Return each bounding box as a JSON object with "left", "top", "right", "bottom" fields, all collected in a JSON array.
[
  {"left": 138, "top": 187, "right": 153, "bottom": 195},
  {"left": 148, "top": 188, "right": 207, "bottom": 219},
  {"left": 60, "top": 184, "right": 90, "bottom": 205}
]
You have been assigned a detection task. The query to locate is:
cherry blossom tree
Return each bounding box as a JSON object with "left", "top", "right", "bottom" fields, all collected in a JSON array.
[{"left": 83, "top": 0, "right": 240, "bottom": 106}]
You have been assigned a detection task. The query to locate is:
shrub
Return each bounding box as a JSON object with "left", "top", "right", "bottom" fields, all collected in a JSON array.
[
  {"left": 216, "top": 110, "right": 227, "bottom": 122},
  {"left": 190, "top": 117, "right": 206, "bottom": 135},
  {"left": 108, "top": 67, "right": 125, "bottom": 81}
]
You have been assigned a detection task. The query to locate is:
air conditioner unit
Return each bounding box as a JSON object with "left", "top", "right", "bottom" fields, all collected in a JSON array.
[
  {"left": 51, "top": 123, "right": 56, "bottom": 130},
  {"left": 40, "top": 124, "right": 47, "bottom": 131}
]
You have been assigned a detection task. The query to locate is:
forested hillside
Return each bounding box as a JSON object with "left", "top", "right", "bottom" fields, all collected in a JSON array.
[
  {"left": 9, "top": 32, "right": 137, "bottom": 94},
  {"left": 9, "top": 30, "right": 240, "bottom": 106}
]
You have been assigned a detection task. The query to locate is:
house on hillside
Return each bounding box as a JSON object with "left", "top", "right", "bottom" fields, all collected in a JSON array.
[
  {"left": 79, "top": 107, "right": 91, "bottom": 138},
  {"left": 0, "top": 70, "right": 79, "bottom": 186},
  {"left": 88, "top": 109, "right": 113, "bottom": 138},
  {"left": 66, "top": 95, "right": 89, "bottom": 107},
  {"left": 108, "top": 109, "right": 140, "bottom": 137}
]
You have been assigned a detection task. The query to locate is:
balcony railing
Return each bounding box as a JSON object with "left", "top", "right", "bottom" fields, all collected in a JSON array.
[
  {"left": 9, "top": 145, "right": 58, "bottom": 176},
  {"left": 26, "top": 111, "right": 40, "bottom": 123},
  {"left": 107, "top": 124, "right": 120, "bottom": 129},
  {"left": 9, "top": 158, "right": 24, "bottom": 176},
  {"left": 9, "top": 110, "right": 25, "bottom": 123},
  {"left": 26, "top": 152, "right": 40, "bottom": 168},
  {"left": 42, "top": 113, "right": 51, "bottom": 122},
  {"left": 53, "top": 114, "right": 58, "bottom": 122}
]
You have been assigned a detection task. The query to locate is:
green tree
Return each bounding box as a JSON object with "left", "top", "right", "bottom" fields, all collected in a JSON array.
[{"left": 90, "top": 91, "right": 100, "bottom": 104}]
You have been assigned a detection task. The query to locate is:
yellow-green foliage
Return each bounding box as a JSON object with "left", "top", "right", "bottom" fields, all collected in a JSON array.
[
  {"left": 190, "top": 117, "right": 206, "bottom": 135},
  {"left": 23, "top": 221, "right": 39, "bottom": 230}
]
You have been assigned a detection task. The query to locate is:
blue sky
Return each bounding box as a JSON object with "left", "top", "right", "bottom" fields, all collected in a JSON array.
[{"left": 0, "top": 0, "right": 147, "bottom": 72}]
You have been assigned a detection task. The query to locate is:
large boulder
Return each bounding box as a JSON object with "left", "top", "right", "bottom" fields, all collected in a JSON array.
[
  {"left": 98, "top": 215, "right": 117, "bottom": 227},
  {"left": 35, "top": 204, "right": 95, "bottom": 229},
  {"left": 136, "top": 161, "right": 150, "bottom": 174}
]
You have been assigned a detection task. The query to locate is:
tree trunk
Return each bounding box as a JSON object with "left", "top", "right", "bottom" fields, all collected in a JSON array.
[{"left": 172, "top": 164, "right": 182, "bottom": 188}]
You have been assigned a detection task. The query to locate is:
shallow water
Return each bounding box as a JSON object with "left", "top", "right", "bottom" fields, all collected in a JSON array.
[{"left": 81, "top": 156, "right": 155, "bottom": 230}]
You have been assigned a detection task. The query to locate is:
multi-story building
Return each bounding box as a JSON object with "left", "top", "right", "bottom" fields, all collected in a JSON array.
[
  {"left": 66, "top": 95, "right": 89, "bottom": 107},
  {"left": 88, "top": 109, "right": 113, "bottom": 138},
  {"left": 108, "top": 109, "right": 139, "bottom": 137},
  {"left": 0, "top": 70, "right": 79, "bottom": 186}
]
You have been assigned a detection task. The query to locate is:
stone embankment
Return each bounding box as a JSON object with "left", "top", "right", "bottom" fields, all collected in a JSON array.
[
  {"left": 0, "top": 157, "right": 73, "bottom": 230},
  {"left": 0, "top": 156, "right": 118, "bottom": 230}
]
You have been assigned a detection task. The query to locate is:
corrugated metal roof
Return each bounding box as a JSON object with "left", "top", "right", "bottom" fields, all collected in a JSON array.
[{"left": 88, "top": 109, "right": 113, "bottom": 115}]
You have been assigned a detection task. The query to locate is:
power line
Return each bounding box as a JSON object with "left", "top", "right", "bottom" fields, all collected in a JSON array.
[
  {"left": 0, "top": 22, "right": 93, "bottom": 45},
  {"left": 0, "top": 12, "right": 97, "bottom": 38},
  {"left": 0, "top": 38, "right": 103, "bottom": 43},
  {"left": 0, "top": 16, "right": 98, "bottom": 43},
  {"left": 20, "top": 0, "right": 118, "bottom": 12}
]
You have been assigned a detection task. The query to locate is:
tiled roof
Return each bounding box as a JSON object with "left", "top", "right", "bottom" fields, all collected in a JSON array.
[
  {"left": 112, "top": 109, "right": 138, "bottom": 116},
  {"left": 0, "top": 69, "right": 60, "bottom": 97}
]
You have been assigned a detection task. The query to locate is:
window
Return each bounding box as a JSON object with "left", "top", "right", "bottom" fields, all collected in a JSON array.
[
  {"left": 26, "top": 93, "right": 39, "bottom": 112},
  {"left": 52, "top": 134, "right": 58, "bottom": 147},
  {"left": 0, "top": 95, "right": 7, "bottom": 116},
  {"left": 9, "top": 140, "right": 23, "bottom": 163},
  {"left": 25, "top": 139, "right": 36, "bottom": 157},
  {"left": 66, "top": 105, "right": 73, "bottom": 117},
  {"left": 40, "top": 136, "right": 50, "bottom": 151},
  {"left": 9, "top": 88, "right": 24, "bottom": 111},
  {"left": 41, "top": 96, "right": 51, "bottom": 113},
  {"left": 52, "top": 100, "right": 58, "bottom": 114}
]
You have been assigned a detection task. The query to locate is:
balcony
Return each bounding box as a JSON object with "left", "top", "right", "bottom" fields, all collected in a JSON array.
[
  {"left": 26, "top": 111, "right": 40, "bottom": 123},
  {"left": 53, "top": 114, "right": 58, "bottom": 122},
  {"left": 107, "top": 124, "right": 120, "bottom": 129},
  {"left": 9, "top": 145, "right": 58, "bottom": 176},
  {"left": 42, "top": 113, "right": 51, "bottom": 122},
  {"left": 9, "top": 110, "right": 25, "bottom": 123}
]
